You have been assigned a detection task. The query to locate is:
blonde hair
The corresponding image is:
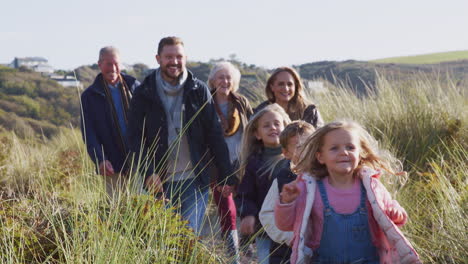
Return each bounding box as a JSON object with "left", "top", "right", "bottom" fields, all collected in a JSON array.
[
  {"left": 238, "top": 104, "right": 291, "bottom": 181},
  {"left": 295, "top": 120, "right": 402, "bottom": 179},
  {"left": 266, "top": 67, "right": 310, "bottom": 120},
  {"left": 207, "top": 61, "right": 241, "bottom": 93}
]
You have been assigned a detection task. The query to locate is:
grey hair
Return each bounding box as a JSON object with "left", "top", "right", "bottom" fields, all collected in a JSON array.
[
  {"left": 98, "top": 46, "right": 120, "bottom": 62},
  {"left": 207, "top": 61, "right": 241, "bottom": 93}
]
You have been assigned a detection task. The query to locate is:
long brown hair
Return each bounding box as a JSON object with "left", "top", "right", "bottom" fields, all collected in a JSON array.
[
  {"left": 265, "top": 67, "right": 309, "bottom": 120},
  {"left": 295, "top": 120, "right": 402, "bottom": 179}
]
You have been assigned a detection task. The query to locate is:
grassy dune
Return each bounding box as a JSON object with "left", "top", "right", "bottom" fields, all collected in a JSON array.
[
  {"left": 0, "top": 74, "right": 467, "bottom": 263},
  {"left": 372, "top": 50, "right": 468, "bottom": 64}
]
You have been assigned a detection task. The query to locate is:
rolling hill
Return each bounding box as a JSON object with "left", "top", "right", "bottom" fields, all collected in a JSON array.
[
  {"left": 1, "top": 50, "right": 467, "bottom": 138},
  {"left": 372, "top": 50, "right": 468, "bottom": 64}
]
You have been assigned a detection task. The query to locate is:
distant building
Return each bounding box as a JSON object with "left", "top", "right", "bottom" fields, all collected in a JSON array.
[
  {"left": 304, "top": 80, "right": 327, "bottom": 93},
  {"left": 49, "top": 74, "right": 83, "bottom": 89},
  {"left": 10, "top": 57, "right": 54, "bottom": 74}
]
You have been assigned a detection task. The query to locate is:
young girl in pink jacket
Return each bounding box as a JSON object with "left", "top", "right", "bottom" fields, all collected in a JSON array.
[{"left": 275, "top": 121, "right": 421, "bottom": 264}]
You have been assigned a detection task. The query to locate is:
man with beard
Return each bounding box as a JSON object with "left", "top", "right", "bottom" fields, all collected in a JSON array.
[
  {"left": 81, "top": 46, "right": 140, "bottom": 196},
  {"left": 128, "top": 36, "right": 237, "bottom": 234}
]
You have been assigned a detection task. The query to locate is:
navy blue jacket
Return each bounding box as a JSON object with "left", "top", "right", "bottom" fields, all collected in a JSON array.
[
  {"left": 273, "top": 159, "right": 297, "bottom": 193},
  {"left": 127, "top": 70, "right": 237, "bottom": 186},
  {"left": 80, "top": 73, "right": 139, "bottom": 172},
  {"left": 235, "top": 152, "right": 289, "bottom": 236}
]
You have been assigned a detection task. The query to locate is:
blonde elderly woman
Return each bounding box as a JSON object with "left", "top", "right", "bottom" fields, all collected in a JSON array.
[{"left": 207, "top": 61, "right": 253, "bottom": 263}]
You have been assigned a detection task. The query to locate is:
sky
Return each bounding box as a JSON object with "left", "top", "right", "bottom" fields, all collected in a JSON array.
[{"left": 1, "top": 0, "right": 468, "bottom": 70}]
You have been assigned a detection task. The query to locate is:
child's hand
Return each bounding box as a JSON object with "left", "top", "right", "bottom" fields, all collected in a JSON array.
[
  {"left": 280, "top": 174, "right": 302, "bottom": 204},
  {"left": 145, "top": 173, "right": 164, "bottom": 194},
  {"left": 386, "top": 204, "right": 407, "bottom": 225},
  {"left": 240, "top": 216, "right": 255, "bottom": 235}
]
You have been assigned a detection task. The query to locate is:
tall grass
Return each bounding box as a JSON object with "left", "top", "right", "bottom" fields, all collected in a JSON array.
[
  {"left": 311, "top": 73, "right": 467, "bottom": 263},
  {"left": 0, "top": 73, "right": 467, "bottom": 263},
  {"left": 0, "top": 130, "right": 222, "bottom": 263}
]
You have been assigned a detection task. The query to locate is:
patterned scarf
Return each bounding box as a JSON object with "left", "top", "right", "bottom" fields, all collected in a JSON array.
[
  {"left": 101, "top": 74, "right": 132, "bottom": 156},
  {"left": 214, "top": 93, "right": 241, "bottom": 137}
]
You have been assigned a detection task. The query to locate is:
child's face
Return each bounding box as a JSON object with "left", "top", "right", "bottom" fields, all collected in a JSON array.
[
  {"left": 255, "top": 111, "right": 285, "bottom": 148},
  {"left": 283, "top": 132, "right": 313, "bottom": 164},
  {"left": 316, "top": 128, "right": 361, "bottom": 178}
]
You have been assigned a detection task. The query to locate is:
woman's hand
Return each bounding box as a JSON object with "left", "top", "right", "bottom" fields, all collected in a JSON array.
[{"left": 240, "top": 216, "right": 256, "bottom": 235}]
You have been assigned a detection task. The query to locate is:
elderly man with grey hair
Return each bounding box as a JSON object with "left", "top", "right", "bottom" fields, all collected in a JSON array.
[{"left": 80, "top": 46, "right": 140, "bottom": 196}]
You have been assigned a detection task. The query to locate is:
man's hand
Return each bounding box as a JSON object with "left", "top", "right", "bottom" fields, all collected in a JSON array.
[
  {"left": 145, "top": 173, "right": 164, "bottom": 194},
  {"left": 98, "top": 160, "right": 115, "bottom": 176},
  {"left": 240, "top": 216, "right": 256, "bottom": 235},
  {"left": 216, "top": 185, "right": 235, "bottom": 198}
]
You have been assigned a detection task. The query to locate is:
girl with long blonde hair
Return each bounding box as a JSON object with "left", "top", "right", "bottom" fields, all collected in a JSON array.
[
  {"left": 275, "top": 120, "right": 420, "bottom": 264},
  {"left": 235, "top": 103, "right": 290, "bottom": 263}
]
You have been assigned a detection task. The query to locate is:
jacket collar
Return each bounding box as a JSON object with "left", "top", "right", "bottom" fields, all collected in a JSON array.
[
  {"left": 89, "top": 73, "right": 130, "bottom": 96},
  {"left": 141, "top": 69, "right": 198, "bottom": 102}
]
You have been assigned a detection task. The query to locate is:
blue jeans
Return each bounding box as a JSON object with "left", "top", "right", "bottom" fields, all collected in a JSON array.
[
  {"left": 256, "top": 236, "right": 272, "bottom": 264},
  {"left": 163, "top": 178, "right": 209, "bottom": 234}
]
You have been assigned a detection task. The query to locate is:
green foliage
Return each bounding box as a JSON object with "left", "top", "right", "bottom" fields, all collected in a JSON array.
[
  {"left": 123, "top": 63, "right": 150, "bottom": 81},
  {"left": 310, "top": 75, "right": 467, "bottom": 263},
  {"left": 298, "top": 60, "right": 377, "bottom": 95},
  {"left": 0, "top": 130, "right": 222, "bottom": 263},
  {"left": 0, "top": 67, "right": 80, "bottom": 138},
  {"left": 373, "top": 50, "right": 468, "bottom": 64},
  {"left": 402, "top": 144, "right": 468, "bottom": 263},
  {"left": 1, "top": 60, "right": 466, "bottom": 263},
  {"left": 74, "top": 64, "right": 99, "bottom": 89}
]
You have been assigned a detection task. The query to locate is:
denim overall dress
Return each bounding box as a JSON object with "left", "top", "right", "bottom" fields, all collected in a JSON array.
[{"left": 312, "top": 179, "right": 380, "bottom": 264}]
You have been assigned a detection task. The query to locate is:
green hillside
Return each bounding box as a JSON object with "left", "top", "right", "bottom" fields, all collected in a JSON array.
[
  {"left": 372, "top": 50, "right": 468, "bottom": 64},
  {"left": 0, "top": 66, "right": 80, "bottom": 138}
]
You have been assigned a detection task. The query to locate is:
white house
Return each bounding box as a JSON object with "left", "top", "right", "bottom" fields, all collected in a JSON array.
[
  {"left": 49, "top": 74, "right": 83, "bottom": 89},
  {"left": 304, "top": 80, "right": 327, "bottom": 93},
  {"left": 10, "top": 57, "right": 54, "bottom": 74}
]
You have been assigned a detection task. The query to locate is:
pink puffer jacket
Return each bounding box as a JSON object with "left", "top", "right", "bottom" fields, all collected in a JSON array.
[{"left": 274, "top": 167, "right": 421, "bottom": 264}]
